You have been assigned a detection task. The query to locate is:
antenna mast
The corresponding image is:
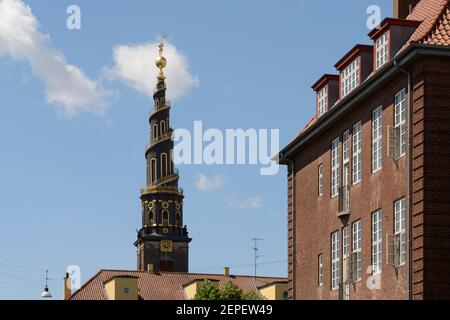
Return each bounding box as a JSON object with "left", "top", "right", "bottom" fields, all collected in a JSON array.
[{"left": 251, "top": 238, "right": 263, "bottom": 278}]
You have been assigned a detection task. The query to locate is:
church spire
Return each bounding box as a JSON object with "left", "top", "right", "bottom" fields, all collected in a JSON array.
[{"left": 134, "top": 38, "right": 191, "bottom": 273}]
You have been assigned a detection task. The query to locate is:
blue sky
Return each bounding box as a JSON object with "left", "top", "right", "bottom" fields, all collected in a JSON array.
[{"left": 0, "top": 0, "right": 391, "bottom": 299}]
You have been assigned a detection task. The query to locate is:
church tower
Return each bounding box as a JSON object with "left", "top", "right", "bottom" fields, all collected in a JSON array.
[{"left": 134, "top": 39, "right": 191, "bottom": 273}]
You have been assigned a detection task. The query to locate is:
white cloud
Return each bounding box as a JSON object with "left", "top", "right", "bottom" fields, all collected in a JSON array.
[
  {"left": 227, "top": 196, "right": 263, "bottom": 209},
  {"left": 195, "top": 174, "right": 230, "bottom": 192},
  {"left": 0, "top": 0, "right": 108, "bottom": 116},
  {"left": 107, "top": 41, "right": 199, "bottom": 100}
]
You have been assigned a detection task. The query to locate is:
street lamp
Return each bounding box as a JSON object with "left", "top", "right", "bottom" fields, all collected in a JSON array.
[{"left": 41, "top": 270, "right": 52, "bottom": 299}]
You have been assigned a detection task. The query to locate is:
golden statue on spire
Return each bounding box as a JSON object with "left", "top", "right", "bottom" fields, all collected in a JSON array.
[{"left": 155, "top": 35, "right": 167, "bottom": 80}]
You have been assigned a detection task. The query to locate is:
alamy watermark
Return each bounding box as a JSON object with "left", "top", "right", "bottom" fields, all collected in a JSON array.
[
  {"left": 172, "top": 121, "right": 280, "bottom": 176},
  {"left": 367, "top": 5, "right": 382, "bottom": 30},
  {"left": 66, "top": 5, "right": 81, "bottom": 30}
]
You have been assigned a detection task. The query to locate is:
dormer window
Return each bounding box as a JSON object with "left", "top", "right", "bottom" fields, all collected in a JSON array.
[
  {"left": 369, "top": 18, "right": 420, "bottom": 71},
  {"left": 341, "top": 58, "right": 360, "bottom": 97},
  {"left": 375, "top": 32, "right": 389, "bottom": 70},
  {"left": 312, "top": 74, "right": 339, "bottom": 118},
  {"left": 317, "top": 86, "right": 328, "bottom": 117},
  {"left": 335, "top": 45, "right": 373, "bottom": 99}
]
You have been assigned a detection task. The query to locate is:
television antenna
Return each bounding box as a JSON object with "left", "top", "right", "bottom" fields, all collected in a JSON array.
[{"left": 251, "top": 238, "right": 263, "bottom": 278}]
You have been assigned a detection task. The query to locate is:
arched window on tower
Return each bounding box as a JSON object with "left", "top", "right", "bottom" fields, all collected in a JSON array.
[
  {"left": 151, "top": 158, "right": 157, "bottom": 183},
  {"left": 161, "top": 153, "right": 168, "bottom": 177},
  {"left": 152, "top": 124, "right": 158, "bottom": 141},
  {"left": 155, "top": 99, "right": 159, "bottom": 108},
  {"left": 169, "top": 150, "right": 173, "bottom": 174},
  {"left": 149, "top": 210, "right": 155, "bottom": 226},
  {"left": 176, "top": 212, "right": 181, "bottom": 226},
  {"left": 160, "top": 120, "right": 166, "bottom": 136},
  {"left": 162, "top": 210, "right": 169, "bottom": 226}
]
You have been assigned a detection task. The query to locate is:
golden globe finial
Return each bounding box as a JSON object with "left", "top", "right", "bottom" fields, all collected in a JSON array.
[{"left": 155, "top": 36, "right": 167, "bottom": 80}]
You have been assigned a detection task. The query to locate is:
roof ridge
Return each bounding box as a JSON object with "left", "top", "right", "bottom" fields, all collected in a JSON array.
[{"left": 96, "top": 269, "right": 286, "bottom": 279}]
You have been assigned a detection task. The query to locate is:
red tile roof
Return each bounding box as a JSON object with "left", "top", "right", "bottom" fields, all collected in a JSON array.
[
  {"left": 422, "top": 6, "right": 450, "bottom": 45},
  {"left": 298, "top": 115, "right": 317, "bottom": 136},
  {"left": 293, "top": 0, "right": 450, "bottom": 141},
  {"left": 405, "top": 0, "right": 449, "bottom": 45},
  {"left": 68, "top": 269, "right": 287, "bottom": 300}
]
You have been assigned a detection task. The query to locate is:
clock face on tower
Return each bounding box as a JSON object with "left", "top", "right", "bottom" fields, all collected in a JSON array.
[{"left": 160, "top": 240, "right": 173, "bottom": 253}]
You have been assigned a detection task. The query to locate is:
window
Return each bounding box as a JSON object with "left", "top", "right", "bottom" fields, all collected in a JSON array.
[
  {"left": 375, "top": 32, "right": 389, "bottom": 70},
  {"left": 331, "top": 231, "right": 340, "bottom": 290},
  {"left": 160, "top": 120, "right": 166, "bottom": 136},
  {"left": 341, "top": 58, "right": 360, "bottom": 97},
  {"left": 162, "top": 210, "right": 169, "bottom": 226},
  {"left": 352, "top": 122, "right": 362, "bottom": 184},
  {"left": 372, "top": 210, "right": 383, "bottom": 274},
  {"left": 342, "top": 130, "right": 351, "bottom": 190},
  {"left": 317, "top": 86, "right": 328, "bottom": 117},
  {"left": 149, "top": 211, "right": 155, "bottom": 226},
  {"left": 318, "top": 254, "right": 324, "bottom": 287},
  {"left": 342, "top": 226, "right": 350, "bottom": 282},
  {"left": 395, "top": 89, "right": 407, "bottom": 157},
  {"left": 176, "top": 212, "right": 181, "bottom": 226},
  {"left": 343, "top": 131, "right": 350, "bottom": 164},
  {"left": 352, "top": 220, "right": 362, "bottom": 282},
  {"left": 372, "top": 107, "right": 383, "bottom": 173},
  {"left": 318, "top": 164, "right": 324, "bottom": 197},
  {"left": 161, "top": 153, "right": 168, "bottom": 177},
  {"left": 395, "top": 198, "right": 406, "bottom": 266},
  {"left": 152, "top": 124, "right": 158, "bottom": 140},
  {"left": 151, "top": 158, "right": 157, "bottom": 183},
  {"left": 331, "top": 138, "right": 340, "bottom": 197}
]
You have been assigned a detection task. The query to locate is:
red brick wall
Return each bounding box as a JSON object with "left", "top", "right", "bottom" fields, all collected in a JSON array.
[
  {"left": 290, "top": 74, "right": 411, "bottom": 300},
  {"left": 288, "top": 55, "right": 450, "bottom": 300},
  {"left": 421, "top": 57, "right": 450, "bottom": 299}
]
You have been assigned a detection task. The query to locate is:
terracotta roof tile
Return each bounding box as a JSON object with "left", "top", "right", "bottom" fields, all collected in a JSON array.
[
  {"left": 423, "top": 7, "right": 450, "bottom": 45},
  {"left": 403, "top": 0, "right": 449, "bottom": 47},
  {"left": 68, "top": 269, "right": 287, "bottom": 300}
]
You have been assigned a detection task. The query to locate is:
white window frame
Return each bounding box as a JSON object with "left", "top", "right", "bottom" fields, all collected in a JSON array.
[
  {"left": 375, "top": 32, "right": 389, "bottom": 70},
  {"left": 318, "top": 254, "right": 324, "bottom": 287},
  {"left": 343, "top": 130, "right": 350, "bottom": 164},
  {"left": 372, "top": 106, "right": 383, "bottom": 173},
  {"left": 331, "top": 138, "right": 340, "bottom": 198},
  {"left": 342, "top": 226, "right": 350, "bottom": 283},
  {"left": 317, "top": 86, "right": 328, "bottom": 117},
  {"left": 331, "top": 231, "right": 340, "bottom": 290},
  {"left": 372, "top": 210, "right": 383, "bottom": 275},
  {"left": 352, "top": 122, "right": 362, "bottom": 184},
  {"left": 395, "top": 89, "right": 407, "bottom": 158},
  {"left": 352, "top": 220, "right": 362, "bottom": 282},
  {"left": 341, "top": 58, "right": 360, "bottom": 97},
  {"left": 318, "top": 164, "right": 324, "bottom": 197},
  {"left": 395, "top": 198, "right": 406, "bottom": 266}
]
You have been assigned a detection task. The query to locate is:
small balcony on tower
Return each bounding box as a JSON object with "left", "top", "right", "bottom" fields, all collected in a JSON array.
[
  {"left": 146, "top": 129, "right": 174, "bottom": 153},
  {"left": 151, "top": 100, "right": 171, "bottom": 116},
  {"left": 337, "top": 185, "right": 350, "bottom": 218}
]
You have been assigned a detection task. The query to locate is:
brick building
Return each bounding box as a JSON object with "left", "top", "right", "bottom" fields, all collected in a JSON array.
[{"left": 278, "top": 0, "right": 450, "bottom": 300}]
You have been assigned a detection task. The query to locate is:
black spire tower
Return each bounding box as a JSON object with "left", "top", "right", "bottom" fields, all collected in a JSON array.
[{"left": 134, "top": 39, "right": 191, "bottom": 272}]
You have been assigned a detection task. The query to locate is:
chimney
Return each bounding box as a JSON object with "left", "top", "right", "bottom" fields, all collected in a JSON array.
[
  {"left": 224, "top": 267, "right": 230, "bottom": 277},
  {"left": 394, "top": 0, "right": 420, "bottom": 19},
  {"left": 147, "top": 264, "right": 154, "bottom": 273},
  {"left": 64, "top": 273, "right": 72, "bottom": 300}
]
